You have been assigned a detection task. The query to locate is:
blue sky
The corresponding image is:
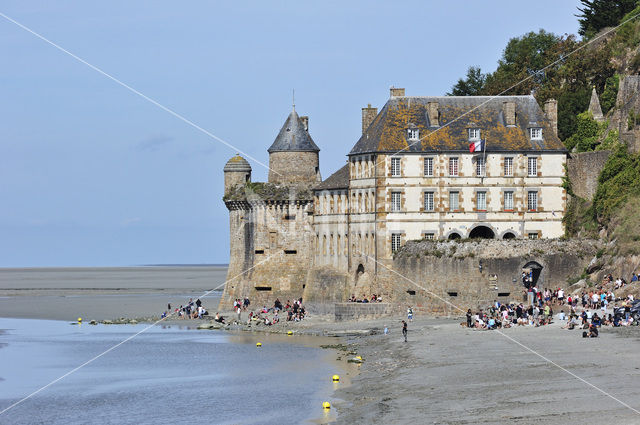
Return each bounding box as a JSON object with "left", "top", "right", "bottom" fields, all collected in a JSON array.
[{"left": 0, "top": 1, "right": 581, "bottom": 266}]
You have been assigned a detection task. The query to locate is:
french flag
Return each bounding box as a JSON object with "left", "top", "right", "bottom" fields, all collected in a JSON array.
[{"left": 469, "top": 140, "right": 485, "bottom": 153}]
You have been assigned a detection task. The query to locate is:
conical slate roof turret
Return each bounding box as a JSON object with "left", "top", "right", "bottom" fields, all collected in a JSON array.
[{"left": 268, "top": 109, "right": 320, "bottom": 153}]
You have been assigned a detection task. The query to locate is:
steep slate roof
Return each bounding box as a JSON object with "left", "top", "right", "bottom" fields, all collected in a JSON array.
[
  {"left": 349, "top": 95, "right": 565, "bottom": 155},
  {"left": 314, "top": 164, "right": 349, "bottom": 191},
  {"left": 268, "top": 110, "right": 320, "bottom": 153}
]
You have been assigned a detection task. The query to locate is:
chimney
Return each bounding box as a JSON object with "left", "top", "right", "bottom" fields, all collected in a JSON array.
[
  {"left": 390, "top": 86, "right": 405, "bottom": 98},
  {"left": 362, "top": 103, "right": 378, "bottom": 134},
  {"left": 300, "top": 115, "right": 309, "bottom": 131},
  {"left": 503, "top": 101, "right": 516, "bottom": 126},
  {"left": 544, "top": 99, "right": 558, "bottom": 136},
  {"left": 427, "top": 102, "right": 439, "bottom": 127}
]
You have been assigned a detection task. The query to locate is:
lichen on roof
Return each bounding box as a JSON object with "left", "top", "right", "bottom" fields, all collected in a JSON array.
[
  {"left": 223, "top": 154, "right": 252, "bottom": 172},
  {"left": 223, "top": 182, "right": 312, "bottom": 202},
  {"left": 349, "top": 95, "right": 566, "bottom": 155}
]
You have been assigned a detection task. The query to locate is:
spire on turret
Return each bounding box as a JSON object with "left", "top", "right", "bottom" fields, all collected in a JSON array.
[
  {"left": 267, "top": 110, "right": 320, "bottom": 153},
  {"left": 589, "top": 86, "right": 605, "bottom": 122}
]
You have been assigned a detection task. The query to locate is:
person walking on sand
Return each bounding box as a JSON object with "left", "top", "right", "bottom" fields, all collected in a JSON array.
[
  {"left": 402, "top": 320, "right": 408, "bottom": 342},
  {"left": 407, "top": 306, "right": 413, "bottom": 322}
]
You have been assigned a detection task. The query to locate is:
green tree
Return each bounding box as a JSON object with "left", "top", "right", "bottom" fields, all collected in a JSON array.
[
  {"left": 564, "top": 111, "right": 605, "bottom": 151},
  {"left": 600, "top": 74, "right": 620, "bottom": 113},
  {"left": 557, "top": 88, "right": 591, "bottom": 142},
  {"left": 446, "top": 66, "right": 486, "bottom": 96},
  {"left": 483, "top": 30, "right": 561, "bottom": 96},
  {"left": 577, "top": 0, "right": 638, "bottom": 38}
]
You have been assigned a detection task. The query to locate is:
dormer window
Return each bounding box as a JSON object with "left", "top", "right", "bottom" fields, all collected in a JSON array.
[
  {"left": 408, "top": 128, "right": 419, "bottom": 141},
  {"left": 468, "top": 128, "right": 481, "bottom": 141},
  {"left": 530, "top": 127, "right": 542, "bottom": 140}
]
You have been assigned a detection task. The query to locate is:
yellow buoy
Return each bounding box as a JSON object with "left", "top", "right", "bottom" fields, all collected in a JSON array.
[
  {"left": 355, "top": 356, "right": 362, "bottom": 361},
  {"left": 332, "top": 374, "right": 340, "bottom": 382},
  {"left": 322, "top": 401, "right": 331, "bottom": 409},
  {"left": 287, "top": 330, "right": 293, "bottom": 335},
  {"left": 256, "top": 342, "right": 262, "bottom": 347},
  {"left": 77, "top": 318, "right": 82, "bottom": 323}
]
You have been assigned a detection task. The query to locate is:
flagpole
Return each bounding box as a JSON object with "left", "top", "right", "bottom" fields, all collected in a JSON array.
[{"left": 483, "top": 136, "right": 487, "bottom": 177}]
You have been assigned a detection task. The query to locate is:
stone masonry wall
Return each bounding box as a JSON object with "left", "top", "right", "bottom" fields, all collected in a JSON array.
[
  {"left": 375, "top": 239, "right": 598, "bottom": 316},
  {"left": 334, "top": 302, "right": 391, "bottom": 321},
  {"left": 219, "top": 200, "right": 316, "bottom": 310},
  {"left": 302, "top": 267, "right": 351, "bottom": 314},
  {"left": 268, "top": 151, "right": 320, "bottom": 184},
  {"left": 566, "top": 150, "right": 611, "bottom": 200}
]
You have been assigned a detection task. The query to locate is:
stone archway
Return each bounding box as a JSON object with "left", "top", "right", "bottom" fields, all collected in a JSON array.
[
  {"left": 522, "top": 261, "right": 544, "bottom": 288},
  {"left": 447, "top": 232, "right": 462, "bottom": 240},
  {"left": 469, "top": 225, "right": 495, "bottom": 239},
  {"left": 355, "top": 264, "right": 365, "bottom": 283},
  {"left": 502, "top": 232, "right": 516, "bottom": 240}
]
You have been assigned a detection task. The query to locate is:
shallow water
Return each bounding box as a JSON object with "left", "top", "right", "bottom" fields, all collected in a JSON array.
[{"left": 0, "top": 318, "right": 342, "bottom": 424}]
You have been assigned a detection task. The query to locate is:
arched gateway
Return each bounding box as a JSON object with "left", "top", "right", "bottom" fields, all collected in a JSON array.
[{"left": 469, "top": 225, "right": 495, "bottom": 239}]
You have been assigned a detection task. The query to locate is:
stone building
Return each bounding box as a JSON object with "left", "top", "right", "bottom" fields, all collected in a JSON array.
[
  {"left": 220, "top": 88, "right": 570, "bottom": 311},
  {"left": 314, "top": 88, "right": 566, "bottom": 275},
  {"left": 220, "top": 108, "right": 319, "bottom": 307}
]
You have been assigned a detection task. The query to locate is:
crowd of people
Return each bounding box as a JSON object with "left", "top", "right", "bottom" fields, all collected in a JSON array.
[
  {"left": 161, "top": 298, "right": 209, "bottom": 320},
  {"left": 348, "top": 294, "right": 383, "bottom": 303},
  {"left": 159, "top": 296, "right": 309, "bottom": 326},
  {"left": 231, "top": 297, "right": 307, "bottom": 326},
  {"left": 466, "top": 300, "right": 555, "bottom": 330},
  {"left": 467, "top": 274, "right": 639, "bottom": 335}
]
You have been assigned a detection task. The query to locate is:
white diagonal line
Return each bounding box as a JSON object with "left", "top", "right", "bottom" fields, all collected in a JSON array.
[
  {"left": 0, "top": 11, "right": 281, "bottom": 176},
  {"left": 0, "top": 253, "right": 276, "bottom": 416},
  {"left": 360, "top": 250, "right": 640, "bottom": 415}
]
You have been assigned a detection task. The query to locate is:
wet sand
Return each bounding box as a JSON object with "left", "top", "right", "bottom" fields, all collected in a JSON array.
[
  {"left": 5, "top": 267, "right": 640, "bottom": 423},
  {"left": 330, "top": 316, "right": 640, "bottom": 424},
  {"left": 0, "top": 267, "right": 227, "bottom": 321}
]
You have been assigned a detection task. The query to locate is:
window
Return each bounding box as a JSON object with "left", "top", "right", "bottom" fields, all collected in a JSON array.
[
  {"left": 391, "top": 233, "right": 402, "bottom": 252},
  {"left": 424, "top": 157, "right": 433, "bottom": 177},
  {"left": 449, "top": 191, "right": 459, "bottom": 211},
  {"left": 527, "top": 191, "right": 538, "bottom": 211},
  {"left": 530, "top": 127, "right": 542, "bottom": 140},
  {"left": 469, "top": 128, "right": 481, "bottom": 140},
  {"left": 476, "top": 157, "right": 485, "bottom": 177},
  {"left": 504, "top": 157, "right": 513, "bottom": 176},
  {"left": 391, "top": 157, "right": 401, "bottom": 177},
  {"left": 391, "top": 191, "right": 401, "bottom": 212},
  {"left": 448, "top": 157, "right": 459, "bottom": 177},
  {"left": 476, "top": 191, "right": 486, "bottom": 211},
  {"left": 408, "top": 128, "right": 419, "bottom": 141},
  {"left": 528, "top": 232, "right": 539, "bottom": 240},
  {"left": 423, "top": 233, "right": 435, "bottom": 240},
  {"left": 504, "top": 191, "right": 514, "bottom": 211},
  {"left": 424, "top": 192, "right": 434, "bottom": 211},
  {"left": 527, "top": 157, "right": 537, "bottom": 177}
]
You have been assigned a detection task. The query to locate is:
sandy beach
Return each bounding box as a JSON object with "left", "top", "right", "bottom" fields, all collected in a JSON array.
[
  {"left": 328, "top": 316, "right": 640, "bottom": 424},
  {"left": 0, "top": 266, "right": 227, "bottom": 321},
  {"left": 4, "top": 267, "right": 640, "bottom": 423}
]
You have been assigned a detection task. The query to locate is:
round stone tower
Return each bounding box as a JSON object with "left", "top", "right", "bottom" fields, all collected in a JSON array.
[
  {"left": 268, "top": 108, "right": 321, "bottom": 185},
  {"left": 223, "top": 154, "right": 251, "bottom": 193}
]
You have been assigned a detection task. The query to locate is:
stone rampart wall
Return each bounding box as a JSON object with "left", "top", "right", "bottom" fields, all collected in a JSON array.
[
  {"left": 567, "top": 150, "right": 610, "bottom": 200},
  {"left": 334, "top": 302, "right": 391, "bottom": 321},
  {"left": 377, "top": 239, "right": 598, "bottom": 316}
]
